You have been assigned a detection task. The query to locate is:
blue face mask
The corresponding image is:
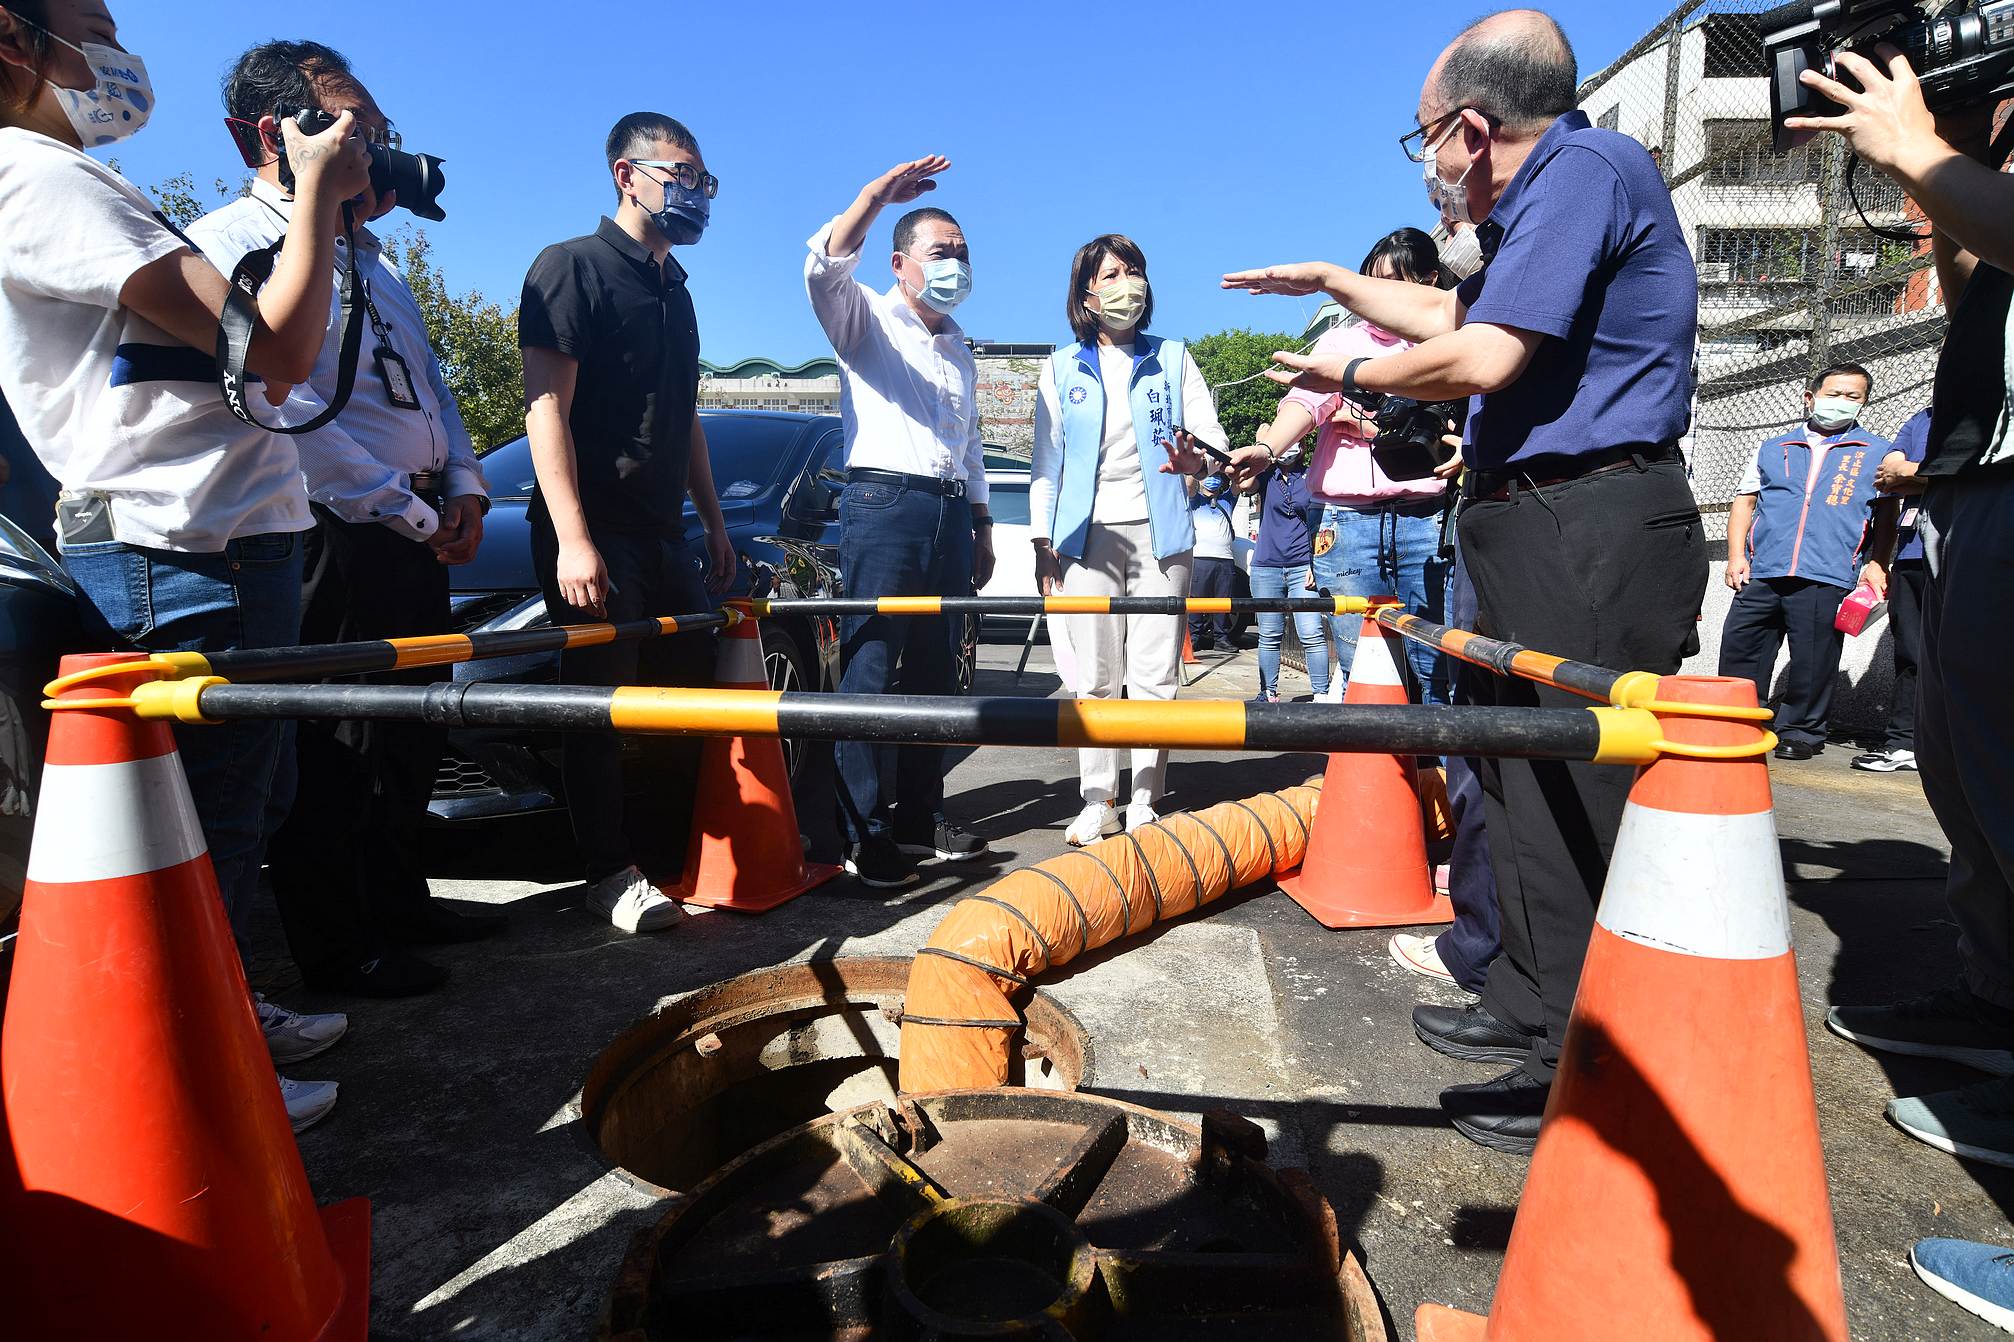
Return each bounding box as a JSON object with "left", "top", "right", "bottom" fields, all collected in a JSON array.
[
  {"left": 906, "top": 255, "right": 972, "bottom": 315},
  {"left": 634, "top": 165, "right": 709, "bottom": 246},
  {"left": 1203, "top": 475, "right": 1226, "bottom": 494}
]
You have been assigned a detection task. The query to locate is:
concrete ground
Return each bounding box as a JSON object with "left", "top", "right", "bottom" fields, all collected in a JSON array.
[{"left": 252, "top": 629, "right": 2005, "bottom": 1341}]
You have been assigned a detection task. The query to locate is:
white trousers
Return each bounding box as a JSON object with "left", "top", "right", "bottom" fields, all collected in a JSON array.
[{"left": 1059, "top": 519, "right": 1192, "bottom": 806}]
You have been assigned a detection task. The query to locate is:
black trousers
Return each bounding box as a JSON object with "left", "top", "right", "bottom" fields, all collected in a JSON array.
[
  {"left": 268, "top": 508, "right": 450, "bottom": 976},
  {"left": 530, "top": 499, "right": 714, "bottom": 884},
  {"left": 1459, "top": 458, "right": 1707, "bottom": 1082},
  {"left": 1883, "top": 559, "right": 1926, "bottom": 750},
  {"left": 1717, "top": 575, "right": 1848, "bottom": 748},
  {"left": 1187, "top": 556, "right": 1236, "bottom": 643}
]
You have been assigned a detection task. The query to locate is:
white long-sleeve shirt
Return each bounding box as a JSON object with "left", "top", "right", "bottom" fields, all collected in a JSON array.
[
  {"left": 1028, "top": 342, "right": 1226, "bottom": 540},
  {"left": 187, "top": 180, "right": 486, "bottom": 542},
  {"left": 803, "top": 216, "right": 988, "bottom": 505}
]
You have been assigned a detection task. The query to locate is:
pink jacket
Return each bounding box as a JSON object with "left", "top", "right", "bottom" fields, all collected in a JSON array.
[{"left": 1284, "top": 322, "right": 1448, "bottom": 506}]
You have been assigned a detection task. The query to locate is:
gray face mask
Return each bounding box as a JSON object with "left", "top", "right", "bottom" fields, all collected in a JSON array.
[{"left": 1439, "top": 227, "right": 1483, "bottom": 280}]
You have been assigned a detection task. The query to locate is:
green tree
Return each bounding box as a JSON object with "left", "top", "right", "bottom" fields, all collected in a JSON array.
[
  {"left": 134, "top": 171, "right": 248, "bottom": 228},
  {"left": 1188, "top": 328, "right": 1313, "bottom": 451},
  {"left": 389, "top": 229, "right": 525, "bottom": 453}
]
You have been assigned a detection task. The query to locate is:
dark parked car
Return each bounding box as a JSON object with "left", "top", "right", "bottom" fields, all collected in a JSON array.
[{"left": 431, "top": 410, "right": 852, "bottom": 821}]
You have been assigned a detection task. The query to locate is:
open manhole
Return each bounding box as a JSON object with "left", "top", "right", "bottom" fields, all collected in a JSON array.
[
  {"left": 578, "top": 958, "right": 1089, "bottom": 1194},
  {"left": 599, "top": 1089, "right": 1385, "bottom": 1341}
]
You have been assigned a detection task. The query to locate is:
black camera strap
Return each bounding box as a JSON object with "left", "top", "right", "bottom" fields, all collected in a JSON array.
[{"left": 215, "top": 205, "right": 366, "bottom": 435}]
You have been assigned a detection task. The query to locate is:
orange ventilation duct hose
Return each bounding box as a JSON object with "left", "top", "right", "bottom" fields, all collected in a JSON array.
[{"left": 898, "top": 784, "right": 1321, "bottom": 1094}]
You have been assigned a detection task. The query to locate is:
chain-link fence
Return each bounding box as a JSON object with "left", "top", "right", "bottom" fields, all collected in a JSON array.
[{"left": 1577, "top": 0, "right": 1944, "bottom": 540}]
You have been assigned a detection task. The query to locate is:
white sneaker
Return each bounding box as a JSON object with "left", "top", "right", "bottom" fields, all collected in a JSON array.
[
  {"left": 1066, "top": 801, "right": 1120, "bottom": 847},
  {"left": 588, "top": 866, "right": 684, "bottom": 934},
  {"left": 1124, "top": 802, "right": 1159, "bottom": 833},
  {"left": 1318, "top": 681, "right": 1346, "bottom": 704},
  {"left": 279, "top": 1073, "right": 339, "bottom": 1133},
  {"left": 256, "top": 994, "right": 348, "bottom": 1066},
  {"left": 1389, "top": 933, "right": 1456, "bottom": 984}
]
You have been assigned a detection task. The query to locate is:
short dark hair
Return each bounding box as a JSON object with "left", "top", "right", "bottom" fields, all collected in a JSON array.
[
  {"left": 605, "top": 112, "right": 699, "bottom": 173},
  {"left": 222, "top": 40, "right": 355, "bottom": 128},
  {"left": 1360, "top": 228, "right": 1443, "bottom": 287},
  {"left": 1435, "top": 10, "right": 1578, "bottom": 132},
  {"left": 1066, "top": 234, "right": 1152, "bottom": 346},
  {"left": 894, "top": 207, "right": 960, "bottom": 257},
  {"left": 0, "top": 2, "right": 55, "bottom": 116},
  {"left": 1810, "top": 363, "right": 1873, "bottom": 395}
]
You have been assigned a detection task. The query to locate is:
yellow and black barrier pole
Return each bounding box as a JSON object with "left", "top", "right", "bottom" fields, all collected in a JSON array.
[
  {"left": 742, "top": 595, "right": 1375, "bottom": 619},
  {"left": 99, "top": 680, "right": 1779, "bottom": 767}
]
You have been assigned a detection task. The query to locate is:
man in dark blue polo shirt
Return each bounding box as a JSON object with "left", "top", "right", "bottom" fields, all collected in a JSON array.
[
  {"left": 1219, "top": 8, "right": 1706, "bottom": 1153},
  {"left": 519, "top": 112, "right": 737, "bottom": 936}
]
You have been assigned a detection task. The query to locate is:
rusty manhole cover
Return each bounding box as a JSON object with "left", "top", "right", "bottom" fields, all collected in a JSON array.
[
  {"left": 578, "top": 958, "right": 1089, "bottom": 1194},
  {"left": 601, "top": 1088, "right": 1385, "bottom": 1341}
]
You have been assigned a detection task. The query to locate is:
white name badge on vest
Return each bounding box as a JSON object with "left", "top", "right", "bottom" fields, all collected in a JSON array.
[{"left": 375, "top": 345, "right": 422, "bottom": 411}]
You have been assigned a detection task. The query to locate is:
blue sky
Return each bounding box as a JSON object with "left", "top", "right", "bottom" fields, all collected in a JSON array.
[{"left": 104, "top": 1, "right": 1656, "bottom": 365}]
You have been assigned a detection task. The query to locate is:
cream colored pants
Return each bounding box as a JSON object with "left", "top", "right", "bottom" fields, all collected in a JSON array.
[{"left": 1059, "top": 519, "right": 1192, "bottom": 806}]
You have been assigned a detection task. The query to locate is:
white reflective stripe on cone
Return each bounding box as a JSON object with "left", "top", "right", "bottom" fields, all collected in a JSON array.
[
  {"left": 28, "top": 755, "right": 207, "bottom": 884},
  {"left": 1353, "top": 622, "right": 1404, "bottom": 687},
  {"left": 1595, "top": 806, "right": 1791, "bottom": 960}
]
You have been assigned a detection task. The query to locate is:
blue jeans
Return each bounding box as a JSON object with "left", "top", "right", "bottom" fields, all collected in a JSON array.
[
  {"left": 836, "top": 479, "right": 974, "bottom": 843},
  {"left": 61, "top": 533, "right": 305, "bottom": 957},
  {"left": 1248, "top": 563, "right": 1328, "bottom": 700},
  {"left": 1311, "top": 500, "right": 1450, "bottom": 704}
]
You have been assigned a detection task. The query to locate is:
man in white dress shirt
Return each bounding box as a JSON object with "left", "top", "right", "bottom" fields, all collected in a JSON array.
[{"left": 805, "top": 156, "right": 994, "bottom": 888}]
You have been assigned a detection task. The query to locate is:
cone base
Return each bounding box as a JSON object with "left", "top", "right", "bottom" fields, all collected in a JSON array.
[
  {"left": 319, "top": 1196, "right": 373, "bottom": 1342},
  {"left": 1275, "top": 869, "right": 1454, "bottom": 929},
  {"left": 1415, "top": 1303, "right": 1486, "bottom": 1342},
  {"left": 669, "top": 861, "right": 840, "bottom": 915}
]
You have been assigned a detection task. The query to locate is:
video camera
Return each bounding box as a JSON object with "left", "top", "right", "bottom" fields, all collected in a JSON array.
[
  {"left": 1342, "top": 392, "right": 1470, "bottom": 482},
  {"left": 1765, "top": 0, "right": 2014, "bottom": 150},
  {"left": 231, "top": 107, "right": 448, "bottom": 221}
]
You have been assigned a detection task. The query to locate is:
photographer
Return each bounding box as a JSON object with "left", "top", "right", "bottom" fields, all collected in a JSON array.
[
  {"left": 187, "top": 41, "right": 497, "bottom": 1002},
  {"left": 0, "top": 0, "right": 370, "bottom": 1132},
  {"left": 1204, "top": 9, "right": 1707, "bottom": 1154},
  {"left": 1787, "top": 46, "right": 2014, "bottom": 1172}
]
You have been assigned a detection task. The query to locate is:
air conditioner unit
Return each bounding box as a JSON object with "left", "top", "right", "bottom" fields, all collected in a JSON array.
[{"left": 1697, "top": 262, "right": 1734, "bottom": 284}]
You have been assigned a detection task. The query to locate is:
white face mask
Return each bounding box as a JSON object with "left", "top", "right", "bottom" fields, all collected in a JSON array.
[
  {"left": 1089, "top": 275, "right": 1148, "bottom": 333},
  {"left": 1423, "top": 119, "right": 1476, "bottom": 227},
  {"left": 1808, "top": 395, "right": 1862, "bottom": 433},
  {"left": 36, "top": 29, "right": 155, "bottom": 148},
  {"left": 1439, "top": 226, "right": 1483, "bottom": 280},
  {"left": 905, "top": 255, "right": 972, "bottom": 315}
]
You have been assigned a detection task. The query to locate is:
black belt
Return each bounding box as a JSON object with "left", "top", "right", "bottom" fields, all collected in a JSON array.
[
  {"left": 1466, "top": 443, "right": 1677, "bottom": 502},
  {"left": 848, "top": 467, "right": 967, "bottom": 499}
]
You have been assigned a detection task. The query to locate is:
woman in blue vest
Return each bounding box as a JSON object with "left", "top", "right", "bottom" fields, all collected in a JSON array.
[{"left": 1030, "top": 234, "right": 1229, "bottom": 847}]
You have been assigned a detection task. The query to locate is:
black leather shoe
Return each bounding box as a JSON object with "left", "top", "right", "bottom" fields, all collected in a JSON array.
[
  {"left": 385, "top": 901, "right": 508, "bottom": 946},
  {"left": 304, "top": 948, "right": 450, "bottom": 998},
  {"left": 1441, "top": 1067, "right": 1550, "bottom": 1155},
  {"left": 1413, "top": 1001, "right": 1535, "bottom": 1065},
  {"left": 1772, "top": 739, "right": 1816, "bottom": 761}
]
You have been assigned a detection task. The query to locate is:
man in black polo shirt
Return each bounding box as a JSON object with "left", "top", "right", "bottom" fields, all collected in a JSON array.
[
  {"left": 519, "top": 111, "right": 735, "bottom": 935},
  {"left": 1218, "top": 8, "right": 1706, "bottom": 1153},
  {"left": 1787, "top": 50, "right": 2014, "bottom": 1168}
]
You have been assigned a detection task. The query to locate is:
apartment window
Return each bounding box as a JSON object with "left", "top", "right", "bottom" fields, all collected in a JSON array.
[
  {"left": 1698, "top": 228, "right": 1810, "bottom": 284},
  {"left": 1704, "top": 119, "right": 1813, "bottom": 185}
]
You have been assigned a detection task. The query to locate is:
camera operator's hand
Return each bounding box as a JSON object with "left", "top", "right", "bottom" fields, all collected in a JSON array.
[
  {"left": 278, "top": 109, "right": 372, "bottom": 209},
  {"left": 1724, "top": 552, "right": 1751, "bottom": 592},
  {"left": 1785, "top": 45, "right": 1944, "bottom": 181},
  {"left": 1433, "top": 424, "right": 1465, "bottom": 481},
  {"left": 558, "top": 537, "right": 611, "bottom": 619},
  {"left": 1221, "top": 263, "right": 1341, "bottom": 298}
]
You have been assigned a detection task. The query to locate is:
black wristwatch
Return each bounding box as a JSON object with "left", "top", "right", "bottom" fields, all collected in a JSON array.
[{"left": 1341, "top": 357, "right": 1369, "bottom": 397}]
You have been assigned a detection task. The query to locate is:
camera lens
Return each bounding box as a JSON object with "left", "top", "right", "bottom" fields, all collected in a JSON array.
[{"left": 367, "top": 145, "right": 448, "bottom": 222}]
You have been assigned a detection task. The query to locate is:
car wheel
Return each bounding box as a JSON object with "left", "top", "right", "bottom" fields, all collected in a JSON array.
[
  {"left": 761, "top": 623, "right": 812, "bottom": 781},
  {"left": 956, "top": 613, "right": 979, "bottom": 696}
]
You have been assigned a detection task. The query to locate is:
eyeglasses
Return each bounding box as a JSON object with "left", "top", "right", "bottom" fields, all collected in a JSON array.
[
  {"left": 1399, "top": 107, "right": 1493, "bottom": 163},
  {"left": 267, "top": 110, "right": 401, "bottom": 152},
  {"left": 632, "top": 159, "right": 720, "bottom": 200}
]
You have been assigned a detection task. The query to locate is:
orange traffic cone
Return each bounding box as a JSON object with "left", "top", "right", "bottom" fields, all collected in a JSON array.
[
  {"left": 0, "top": 653, "right": 369, "bottom": 1340},
  {"left": 666, "top": 614, "right": 839, "bottom": 913},
  {"left": 1277, "top": 611, "right": 1452, "bottom": 928},
  {"left": 1182, "top": 627, "right": 1199, "bottom": 665},
  {"left": 1416, "top": 675, "right": 1846, "bottom": 1342}
]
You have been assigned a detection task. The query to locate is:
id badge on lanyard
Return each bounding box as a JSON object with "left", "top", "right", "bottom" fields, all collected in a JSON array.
[{"left": 362, "top": 278, "right": 422, "bottom": 411}]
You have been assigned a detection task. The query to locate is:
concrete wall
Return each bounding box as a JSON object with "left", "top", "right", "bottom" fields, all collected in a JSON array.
[
  {"left": 1685, "top": 548, "right": 1898, "bottom": 740},
  {"left": 976, "top": 354, "right": 1042, "bottom": 459}
]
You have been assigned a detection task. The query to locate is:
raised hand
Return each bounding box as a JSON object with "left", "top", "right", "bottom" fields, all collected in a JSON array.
[
  {"left": 869, "top": 155, "right": 952, "bottom": 206},
  {"left": 279, "top": 108, "right": 372, "bottom": 203},
  {"left": 1262, "top": 350, "right": 1353, "bottom": 393},
  {"left": 1221, "top": 262, "right": 1340, "bottom": 297}
]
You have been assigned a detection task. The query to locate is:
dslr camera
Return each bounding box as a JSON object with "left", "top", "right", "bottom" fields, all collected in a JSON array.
[
  {"left": 1344, "top": 392, "right": 1470, "bottom": 482},
  {"left": 1765, "top": 0, "right": 2014, "bottom": 149},
  {"left": 255, "top": 107, "right": 448, "bottom": 221}
]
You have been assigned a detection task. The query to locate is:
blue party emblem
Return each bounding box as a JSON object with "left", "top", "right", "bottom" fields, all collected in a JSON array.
[{"left": 1067, "top": 386, "right": 1087, "bottom": 405}]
